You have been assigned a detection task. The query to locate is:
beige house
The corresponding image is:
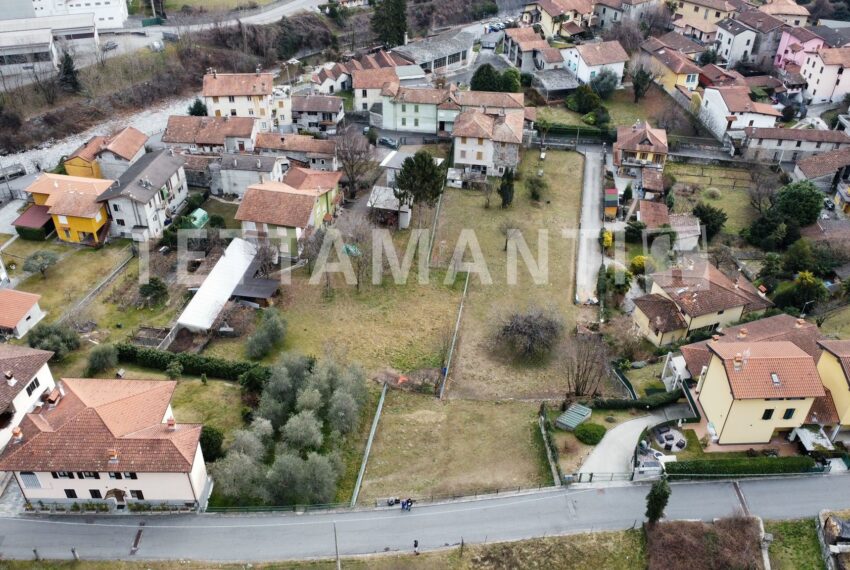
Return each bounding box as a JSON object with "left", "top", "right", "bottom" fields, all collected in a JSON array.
[
  {"left": 0, "top": 378, "right": 209, "bottom": 510},
  {"left": 758, "top": 0, "right": 809, "bottom": 27},
  {"left": 613, "top": 122, "right": 668, "bottom": 173},
  {"left": 202, "top": 70, "right": 291, "bottom": 131},
  {"left": 520, "top": 0, "right": 594, "bottom": 38},
  {"left": 817, "top": 340, "right": 850, "bottom": 439},
  {"left": 451, "top": 109, "right": 524, "bottom": 176}
]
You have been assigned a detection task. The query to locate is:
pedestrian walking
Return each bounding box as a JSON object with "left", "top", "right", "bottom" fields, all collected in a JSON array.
[
  {"left": 413, "top": 540, "right": 419, "bottom": 555},
  {"left": 400, "top": 499, "right": 407, "bottom": 511}
]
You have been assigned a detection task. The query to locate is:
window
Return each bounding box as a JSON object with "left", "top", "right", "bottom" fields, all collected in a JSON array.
[
  {"left": 461, "top": 137, "right": 467, "bottom": 144},
  {"left": 228, "top": 96, "right": 235, "bottom": 103},
  {"left": 248, "top": 109, "right": 254, "bottom": 115},
  {"left": 476, "top": 151, "right": 483, "bottom": 160},
  {"left": 20, "top": 472, "right": 40, "bottom": 489},
  {"left": 362, "top": 103, "right": 368, "bottom": 110},
  {"left": 401, "top": 104, "right": 406, "bottom": 112},
  {"left": 401, "top": 118, "right": 406, "bottom": 126},
  {"left": 477, "top": 138, "right": 483, "bottom": 145},
  {"left": 112, "top": 204, "right": 120, "bottom": 212},
  {"left": 817, "top": 142, "right": 822, "bottom": 148},
  {"left": 108, "top": 473, "right": 123, "bottom": 480},
  {"left": 230, "top": 110, "right": 237, "bottom": 116},
  {"left": 414, "top": 118, "right": 419, "bottom": 127},
  {"left": 130, "top": 490, "right": 145, "bottom": 500},
  {"left": 25, "top": 377, "right": 40, "bottom": 397},
  {"left": 783, "top": 408, "right": 795, "bottom": 420},
  {"left": 414, "top": 105, "right": 419, "bottom": 113},
  {"left": 123, "top": 472, "right": 138, "bottom": 479},
  {"left": 460, "top": 150, "right": 467, "bottom": 158},
  {"left": 90, "top": 489, "right": 102, "bottom": 499},
  {"left": 77, "top": 472, "right": 100, "bottom": 479},
  {"left": 796, "top": 141, "right": 802, "bottom": 147},
  {"left": 116, "top": 219, "right": 125, "bottom": 227},
  {"left": 212, "top": 96, "right": 219, "bottom": 103},
  {"left": 762, "top": 408, "right": 774, "bottom": 420},
  {"left": 52, "top": 471, "right": 74, "bottom": 479},
  {"left": 65, "top": 489, "right": 77, "bottom": 499},
  {"left": 58, "top": 215, "right": 68, "bottom": 225}
]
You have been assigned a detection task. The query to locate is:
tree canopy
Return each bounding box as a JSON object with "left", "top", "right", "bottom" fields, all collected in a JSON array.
[{"left": 371, "top": 0, "right": 407, "bottom": 47}]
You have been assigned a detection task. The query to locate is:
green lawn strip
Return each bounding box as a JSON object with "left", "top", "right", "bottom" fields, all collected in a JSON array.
[
  {"left": 200, "top": 197, "right": 241, "bottom": 229},
  {"left": 765, "top": 519, "right": 823, "bottom": 570}
]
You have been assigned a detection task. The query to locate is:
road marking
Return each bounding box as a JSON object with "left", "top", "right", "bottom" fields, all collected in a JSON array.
[
  {"left": 733, "top": 482, "right": 750, "bottom": 516},
  {"left": 130, "top": 528, "right": 143, "bottom": 555}
]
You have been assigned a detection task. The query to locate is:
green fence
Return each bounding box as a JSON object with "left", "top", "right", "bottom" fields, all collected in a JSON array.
[
  {"left": 681, "top": 382, "right": 702, "bottom": 424},
  {"left": 141, "top": 17, "right": 164, "bottom": 26}
]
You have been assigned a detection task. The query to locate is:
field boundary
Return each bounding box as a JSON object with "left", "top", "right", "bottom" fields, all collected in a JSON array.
[
  {"left": 439, "top": 270, "right": 470, "bottom": 399},
  {"left": 350, "top": 382, "right": 389, "bottom": 507}
]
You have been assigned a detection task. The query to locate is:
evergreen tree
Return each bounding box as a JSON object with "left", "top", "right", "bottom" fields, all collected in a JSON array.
[
  {"left": 58, "top": 52, "right": 81, "bottom": 93},
  {"left": 498, "top": 169, "right": 515, "bottom": 208},
  {"left": 645, "top": 477, "right": 671, "bottom": 524},
  {"left": 395, "top": 149, "right": 445, "bottom": 225},
  {"left": 188, "top": 98, "right": 208, "bottom": 116},
  {"left": 470, "top": 63, "right": 501, "bottom": 91},
  {"left": 499, "top": 68, "right": 522, "bottom": 93},
  {"left": 371, "top": 0, "right": 407, "bottom": 48}
]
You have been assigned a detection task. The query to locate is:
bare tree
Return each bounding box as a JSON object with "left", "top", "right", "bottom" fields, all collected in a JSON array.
[
  {"left": 28, "top": 65, "right": 59, "bottom": 105},
  {"left": 335, "top": 125, "right": 374, "bottom": 199},
  {"left": 254, "top": 242, "right": 279, "bottom": 278},
  {"left": 655, "top": 105, "right": 686, "bottom": 135},
  {"left": 336, "top": 212, "right": 374, "bottom": 291},
  {"left": 602, "top": 21, "right": 643, "bottom": 54},
  {"left": 300, "top": 227, "right": 326, "bottom": 272},
  {"left": 644, "top": 3, "right": 674, "bottom": 36},
  {"left": 749, "top": 164, "right": 778, "bottom": 214},
  {"left": 499, "top": 218, "right": 520, "bottom": 251},
  {"left": 474, "top": 179, "right": 494, "bottom": 209},
  {"left": 494, "top": 306, "right": 564, "bottom": 361},
  {"left": 563, "top": 334, "right": 610, "bottom": 398}
]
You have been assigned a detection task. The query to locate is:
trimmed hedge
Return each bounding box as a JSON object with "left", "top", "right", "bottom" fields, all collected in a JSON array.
[
  {"left": 665, "top": 456, "right": 816, "bottom": 479},
  {"left": 115, "top": 343, "right": 270, "bottom": 388},
  {"left": 575, "top": 423, "right": 607, "bottom": 445},
  {"left": 15, "top": 226, "right": 48, "bottom": 241},
  {"left": 590, "top": 389, "right": 682, "bottom": 411}
]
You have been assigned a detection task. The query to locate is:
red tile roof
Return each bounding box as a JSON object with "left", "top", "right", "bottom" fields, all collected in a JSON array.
[
  {"left": 0, "top": 290, "right": 41, "bottom": 330},
  {"left": 202, "top": 72, "right": 275, "bottom": 97},
  {"left": 638, "top": 200, "right": 669, "bottom": 228},
  {"left": 651, "top": 262, "right": 771, "bottom": 317},
  {"left": 634, "top": 294, "right": 688, "bottom": 333}
]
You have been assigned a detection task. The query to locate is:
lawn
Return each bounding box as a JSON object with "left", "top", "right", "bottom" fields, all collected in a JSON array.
[
  {"left": 0, "top": 238, "right": 69, "bottom": 279},
  {"left": 14, "top": 241, "right": 132, "bottom": 321},
  {"left": 821, "top": 305, "right": 850, "bottom": 338},
  {"left": 537, "top": 85, "right": 700, "bottom": 136},
  {"left": 356, "top": 391, "right": 548, "bottom": 504},
  {"left": 765, "top": 519, "right": 823, "bottom": 570},
  {"left": 432, "top": 150, "right": 588, "bottom": 400},
  {"left": 665, "top": 162, "right": 757, "bottom": 236},
  {"left": 171, "top": 378, "right": 244, "bottom": 442},
  {"left": 338, "top": 89, "right": 355, "bottom": 112},
  {"left": 626, "top": 362, "right": 667, "bottom": 397},
  {"left": 201, "top": 197, "right": 241, "bottom": 229},
  {"left": 548, "top": 409, "right": 642, "bottom": 474}
]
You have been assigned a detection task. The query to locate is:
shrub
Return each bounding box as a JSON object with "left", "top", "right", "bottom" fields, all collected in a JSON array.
[
  {"left": 200, "top": 426, "right": 224, "bottom": 462},
  {"left": 574, "top": 423, "right": 607, "bottom": 445},
  {"left": 245, "top": 310, "right": 287, "bottom": 360},
  {"left": 208, "top": 214, "right": 226, "bottom": 229},
  {"left": 704, "top": 188, "right": 721, "bottom": 200},
  {"left": 165, "top": 360, "right": 183, "bottom": 379},
  {"left": 139, "top": 277, "right": 168, "bottom": 307},
  {"left": 283, "top": 410, "right": 323, "bottom": 453},
  {"left": 115, "top": 343, "right": 266, "bottom": 381},
  {"left": 86, "top": 344, "right": 118, "bottom": 376},
  {"left": 665, "top": 456, "right": 816, "bottom": 479},
  {"left": 629, "top": 255, "right": 655, "bottom": 275},
  {"left": 494, "top": 308, "right": 564, "bottom": 360},
  {"left": 28, "top": 323, "right": 80, "bottom": 360},
  {"left": 23, "top": 250, "right": 59, "bottom": 278},
  {"left": 15, "top": 226, "right": 47, "bottom": 241},
  {"left": 591, "top": 389, "right": 682, "bottom": 410}
]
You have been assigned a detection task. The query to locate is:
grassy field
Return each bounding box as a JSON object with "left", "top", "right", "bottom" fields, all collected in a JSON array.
[
  {"left": 357, "top": 391, "right": 548, "bottom": 503},
  {"left": 201, "top": 197, "right": 241, "bottom": 229},
  {"left": 765, "top": 519, "right": 823, "bottom": 570},
  {"left": 626, "top": 362, "right": 666, "bottom": 397},
  {"left": 0, "top": 238, "right": 69, "bottom": 279},
  {"left": 432, "top": 150, "right": 588, "bottom": 400},
  {"left": 822, "top": 305, "right": 850, "bottom": 338},
  {"left": 665, "top": 162, "right": 757, "bottom": 236}
]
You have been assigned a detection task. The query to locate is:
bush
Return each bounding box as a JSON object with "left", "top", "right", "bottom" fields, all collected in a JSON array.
[
  {"left": 574, "top": 423, "right": 607, "bottom": 445},
  {"left": 165, "top": 360, "right": 183, "bottom": 379},
  {"left": 245, "top": 310, "right": 287, "bottom": 360},
  {"left": 28, "top": 323, "right": 80, "bottom": 360},
  {"left": 200, "top": 426, "right": 225, "bottom": 462},
  {"left": 15, "top": 226, "right": 47, "bottom": 241},
  {"left": 591, "top": 389, "right": 682, "bottom": 410},
  {"left": 283, "top": 410, "right": 323, "bottom": 453},
  {"left": 115, "top": 343, "right": 266, "bottom": 381},
  {"left": 139, "top": 277, "right": 168, "bottom": 307},
  {"left": 86, "top": 344, "right": 118, "bottom": 376},
  {"left": 665, "top": 456, "right": 816, "bottom": 479},
  {"left": 704, "top": 188, "right": 721, "bottom": 200},
  {"left": 494, "top": 308, "right": 564, "bottom": 360}
]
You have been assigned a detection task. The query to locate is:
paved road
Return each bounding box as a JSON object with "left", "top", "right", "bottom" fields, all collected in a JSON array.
[
  {"left": 0, "top": 476, "right": 847, "bottom": 562},
  {"left": 575, "top": 151, "right": 603, "bottom": 304}
]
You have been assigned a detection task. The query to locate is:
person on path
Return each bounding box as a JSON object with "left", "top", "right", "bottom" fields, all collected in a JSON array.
[{"left": 414, "top": 540, "right": 419, "bottom": 555}]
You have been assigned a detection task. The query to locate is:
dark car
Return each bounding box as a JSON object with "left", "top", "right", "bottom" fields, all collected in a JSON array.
[
  {"left": 378, "top": 137, "right": 399, "bottom": 149},
  {"left": 101, "top": 40, "right": 118, "bottom": 52},
  {"left": 824, "top": 198, "right": 836, "bottom": 211}
]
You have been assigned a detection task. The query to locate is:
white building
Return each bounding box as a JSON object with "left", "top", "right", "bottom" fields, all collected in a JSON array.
[
  {"left": 0, "top": 290, "right": 45, "bottom": 340},
  {"left": 451, "top": 109, "right": 523, "bottom": 176},
  {"left": 291, "top": 95, "right": 344, "bottom": 134},
  {"left": 94, "top": 127, "right": 148, "bottom": 180},
  {"left": 802, "top": 48, "right": 850, "bottom": 104},
  {"left": 392, "top": 30, "right": 474, "bottom": 74},
  {"left": 0, "top": 345, "right": 54, "bottom": 451},
  {"left": 715, "top": 18, "right": 757, "bottom": 67},
  {"left": 0, "top": 28, "right": 58, "bottom": 76},
  {"left": 699, "top": 85, "right": 781, "bottom": 140},
  {"left": 255, "top": 133, "right": 338, "bottom": 171},
  {"left": 563, "top": 40, "right": 628, "bottom": 84},
  {"left": 29, "top": 0, "right": 127, "bottom": 29},
  {"left": 0, "top": 378, "right": 210, "bottom": 510},
  {"left": 741, "top": 127, "right": 850, "bottom": 162},
  {"left": 594, "top": 0, "right": 661, "bottom": 29},
  {"left": 503, "top": 27, "right": 550, "bottom": 73},
  {"left": 161, "top": 116, "right": 259, "bottom": 154},
  {"left": 379, "top": 150, "right": 445, "bottom": 185},
  {"left": 96, "top": 150, "right": 188, "bottom": 242},
  {"left": 202, "top": 70, "right": 291, "bottom": 131},
  {"left": 215, "top": 153, "right": 287, "bottom": 197},
  {"left": 715, "top": 11, "right": 785, "bottom": 68},
  {"left": 0, "top": 14, "right": 97, "bottom": 71},
  {"left": 352, "top": 67, "right": 399, "bottom": 112}
]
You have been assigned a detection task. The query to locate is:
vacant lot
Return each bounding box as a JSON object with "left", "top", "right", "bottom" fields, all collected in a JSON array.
[
  {"left": 357, "top": 391, "right": 547, "bottom": 503},
  {"left": 626, "top": 362, "right": 666, "bottom": 397},
  {"left": 665, "top": 162, "right": 757, "bottom": 236},
  {"left": 0, "top": 238, "right": 69, "bottom": 279},
  {"left": 646, "top": 517, "right": 763, "bottom": 570},
  {"left": 537, "top": 86, "right": 701, "bottom": 136},
  {"left": 432, "top": 150, "right": 588, "bottom": 399},
  {"left": 765, "top": 519, "right": 822, "bottom": 570}
]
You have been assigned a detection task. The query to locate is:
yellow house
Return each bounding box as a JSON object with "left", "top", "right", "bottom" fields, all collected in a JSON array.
[
  {"left": 521, "top": 0, "right": 594, "bottom": 38},
  {"left": 643, "top": 45, "right": 701, "bottom": 94},
  {"left": 24, "top": 174, "right": 114, "bottom": 245},
  {"left": 696, "top": 341, "right": 824, "bottom": 445},
  {"left": 673, "top": 0, "right": 737, "bottom": 43},
  {"left": 613, "top": 122, "right": 668, "bottom": 172},
  {"left": 64, "top": 135, "right": 107, "bottom": 179},
  {"left": 816, "top": 340, "right": 850, "bottom": 437}
]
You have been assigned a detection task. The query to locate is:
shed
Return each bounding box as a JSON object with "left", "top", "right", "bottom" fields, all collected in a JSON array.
[
  {"left": 554, "top": 403, "right": 592, "bottom": 431},
  {"left": 368, "top": 185, "right": 411, "bottom": 229},
  {"left": 186, "top": 208, "right": 209, "bottom": 229}
]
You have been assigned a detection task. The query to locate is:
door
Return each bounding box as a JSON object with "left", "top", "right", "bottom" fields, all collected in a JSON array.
[{"left": 238, "top": 141, "right": 245, "bottom": 151}]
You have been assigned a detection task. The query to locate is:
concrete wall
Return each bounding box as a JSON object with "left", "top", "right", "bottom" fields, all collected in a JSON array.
[
  {"left": 743, "top": 138, "right": 850, "bottom": 162},
  {"left": 12, "top": 302, "right": 45, "bottom": 339}
]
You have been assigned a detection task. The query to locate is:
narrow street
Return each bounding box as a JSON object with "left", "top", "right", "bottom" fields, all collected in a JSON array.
[{"left": 575, "top": 150, "right": 603, "bottom": 304}]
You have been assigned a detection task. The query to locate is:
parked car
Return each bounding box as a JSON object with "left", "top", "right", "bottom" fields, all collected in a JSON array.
[
  {"left": 0, "top": 163, "right": 25, "bottom": 183},
  {"left": 101, "top": 40, "right": 118, "bottom": 52},
  {"left": 378, "top": 137, "right": 399, "bottom": 149},
  {"left": 824, "top": 198, "right": 836, "bottom": 211}
]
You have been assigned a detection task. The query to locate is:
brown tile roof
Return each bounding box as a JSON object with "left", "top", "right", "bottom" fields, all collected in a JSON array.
[
  {"left": 744, "top": 126, "right": 850, "bottom": 143},
  {"left": 576, "top": 40, "right": 629, "bottom": 66},
  {"left": 25, "top": 174, "right": 113, "bottom": 219},
  {"left": 638, "top": 200, "right": 669, "bottom": 228},
  {"left": 642, "top": 169, "right": 664, "bottom": 192},
  {"left": 615, "top": 122, "right": 668, "bottom": 155},
  {"left": 634, "top": 294, "right": 688, "bottom": 333},
  {"left": 236, "top": 184, "right": 320, "bottom": 228},
  {"left": 656, "top": 31, "right": 706, "bottom": 54},
  {"left": 0, "top": 379, "right": 201, "bottom": 473},
  {"left": 351, "top": 67, "right": 398, "bottom": 90},
  {"left": 796, "top": 148, "right": 850, "bottom": 179},
  {"left": 680, "top": 314, "right": 823, "bottom": 377},
  {"left": 383, "top": 84, "right": 449, "bottom": 104},
  {"left": 711, "top": 86, "right": 782, "bottom": 116},
  {"left": 202, "top": 72, "right": 275, "bottom": 97},
  {"left": 700, "top": 63, "right": 747, "bottom": 87},
  {"left": 540, "top": 47, "right": 564, "bottom": 63},
  {"left": 735, "top": 9, "right": 785, "bottom": 32},
  {"left": 454, "top": 90, "right": 525, "bottom": 109},
  {"left": 451, "top": 110, "right": 524, "bottom": 144},
  {"left": 759, "top": 0, "right": 809, "bottom": 17},
  {"left": 533, "top": 0, "right": 593, "bottom": 17},
  {"left": 708, "top": 341, "right": 825, "bottom": 399},
  {"left": 506, "top": 27, "right": 549, "bottom": 51},
  {"left": 284, "top": 166, "right": 342, "bottom": 194},
  {"left": 651, "top": 47, "right": 701, "bottom": 75},
  {"left": 684, "top": 0, "right": 736, "bottom": 10},
  {"left": 68, "top": 136, "right": 107, "bottom": 163},
  {"left": 255, "top": 133, "right": 337, "bottom": 156},
  {"left": 0, "top": 289, "right": 41, "bottom": 330},
  {"left": 808, "top": 388, "right": 840, "bottom": 424},
  {"left": 800, "top": 218, "right": 850, "bottom": 242},
  {"left": 162, "top": 116, "right": 256, "bottom": 146},
  {"left": 291, "top": 95, "right": 343, "bottom": 114},
  {"left": 817, "top": 47, "right": 850, "bottom": 66},
  {"left": 651, "top": 262, "right": 770, "bottom": 317},
  {"left": 789, "top": 26, "right": 822, "bottom": 43},
  {"left": 102, "top": 127, "right": 148, "bottom": 161},
  {"left": 0, "top": 345, "right": 53, "bottom": 410}
]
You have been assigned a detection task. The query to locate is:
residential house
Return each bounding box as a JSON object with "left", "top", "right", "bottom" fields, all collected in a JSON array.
[
  {"left": 802, "top": 48, "right": 850, "bottom": 104},
  {"left": 644, "top": 45, "right": 701, "bottom": 94},
  {"left": 352, "top": 67, "right": 399, "bottom": 112},
  {"left": 758, "top": 0, "right": 808, "bottom": 26},
  {"left": 65, "top": 127, "right": 149, "bottom": 180},
  {"left": 215, "top": 154, "right": 287, "bottom": 197},
  {"left": 613, "top": 122, "right": 668, "bottom": 173},
  {"left": 202, "top": 70, "right": 291, "bottom": 131},
  {"left": 715, "top": 11, "right": 785, "bottom": 68},
  {"left": 392, "top": 30, "right": 474, "bottom": 74},
  {"left": 594, "top": 0, "right": 661, "bottom": 29},
  {"left": 793, "top": 147, "right": 850, "bottom": 195},
  {"left": 236, "top": 168, "right": 342, "bottom": 256},
  {"left": 699, "top": 85, "right": 780, "bottom": 140},
  {"left": 312, "top": 62, "right": 351, "bottom": 94},
  {"left": 0, "top": 378, "right": 210, "bottom": 509},
  {"left": 817, "top": 340, "right": 850, "bottom": 439},
  {"left": 291, "top": 95, "right": 344, "bottom": 134},
  {"left": 699, "top": 63, "right": 747, "bottom": 87},
  {"left": 22, "top": 174, "right": 113, "bottom": 245},
  {"left": 563, "top": 40, "right": 628, "bottom": 84},
  {"left": 635, "top": 200, "right": 701, "bottom": 250},
  {"left": 641, "top": 32, "right": 708, "bottom": 61},
  {"left": 451, "top": 109, "right": 524, "bottom": 176},
  {"left": 0, "top": 345, "right": 54, "bottom": 452},
  {"left": 775, "top": 27, "right": 825, "bottom": 70},
  {"left": 64, "top": 136, "right": 107, "bottom": 179},
  {"left": 632, "top": 261, "right": 772, "bottom": 346},
  {"left": 741, "top": 127, "right": 850, "bottom": 161},
  {"left": 161, "top": 116, "right": 258, "bottom": 154},
  {"left": 672, "top": 0, "right": 741, "bottom": 43},
  {"left": 0, "top": 290, "right": 45, "bottom": 340},
  {"left": 534, "top": 47, "right": 566, "bottom": 70},
  {"left": 695, "top": 341, "right": 824, "bottom": 444},
  {"left": 96, "top": 150, "right": 188, "bottom": 242},
  {"left": 255, "top": 133, "right": 339, "bottom": 171},
  {"left": 520, "top": 0, "right": 594, "bottom": 38},
  {"left": 503, "top": 27, "right": 550, "bottom": 73}
]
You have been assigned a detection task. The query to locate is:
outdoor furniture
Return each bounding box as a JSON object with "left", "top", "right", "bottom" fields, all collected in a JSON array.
[
  {"left": 656, "top": 435, "right": 666, "bottom": 446},
  {"left": 664, "top": 433, "right": 675, "bottom": 442},
  {"left": 675, "top": 439, "right": 686, "bottom": 450},
  {"left": 656, "top": 426, "right": 671, "bottom": 435},
  {"left": 664, "top": 443, "right": 673, "bottom": 451}
]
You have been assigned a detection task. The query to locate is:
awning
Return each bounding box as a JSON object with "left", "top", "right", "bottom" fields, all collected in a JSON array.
[{"left": 13, "top": 205, "right": 52, "bottom": 229}]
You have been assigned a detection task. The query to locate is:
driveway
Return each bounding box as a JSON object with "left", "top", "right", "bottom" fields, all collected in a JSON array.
[
  {"left": 0, "top": 199, "right": 24, "bottom": 235},
  {"left": 579, "top": 404, "right": 693, "bottom": 474},
  {"left": 575, "top": 151, "right": 603, "bottom": 304}
]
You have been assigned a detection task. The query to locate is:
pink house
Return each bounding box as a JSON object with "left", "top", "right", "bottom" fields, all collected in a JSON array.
[{"left": 775, "top": 27, "right": 824, "bottom": 69}]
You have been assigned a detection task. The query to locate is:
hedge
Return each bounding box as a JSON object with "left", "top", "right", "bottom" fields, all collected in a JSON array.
[
  {"left": 115, "top": 343, "right": 270, "bottom": 388},
  {"left": 15, "top": 226, "right": 47, "bottom": 241},
  {"left": 590, "top": 389, "right": 682, "bottom": 411},
  {"left": 665, "top": 456, "right": 816, "bottom": 479},
  {"left": 575, "top": 423, "right": 607, "bottom": 445}
]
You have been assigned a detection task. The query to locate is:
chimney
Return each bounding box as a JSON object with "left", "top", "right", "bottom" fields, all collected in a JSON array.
[
  {"left": 11, "top": 427, "right": 22, "bottom": 444},
  {"left": 672, "top": 267, "right": 683, "bottom": 281},
  {"left": 795, "top": 318, "right": 805, "bottom": 328},
  {"left": 711, "top": 334, "right": 720, "bottom": 342},
  {"left": 737, "top": 327, "right": 748, "bottom": 340},
  {"left": 4, "top": 371, "right": 16, "bottom": 387},
  {"left": 733, "top": 352, "right": 743, "bottom": 372},
  {"left": 256, "top": 65, "right": 261, "bottom": 76},
  {"left": 166, "top": 417, "right": 176, "bottom": 431},
  {"left": 107, "top": 449, "right": 119, "bottom": 463}
]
